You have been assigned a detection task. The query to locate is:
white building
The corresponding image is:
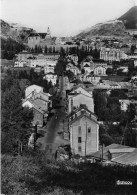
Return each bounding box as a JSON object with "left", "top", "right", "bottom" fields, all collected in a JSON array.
[
  {"left": 25, "top": 85, "right": 43, "bottom": 99},
  {"left": 119, "top": 100, "right": 130, "bottom": 112},
  {"left": 14, "top": 61, "right": 27, "bottom": 67},
  {"left": 44, "top": 73, "right": 57, "bottom": 85},
  {"left": 68, "top": 54, "right": 78, "bottom": 65},
  {"left": 94, "top": 66, "right": 107, "bottom": 76},
  {"left": 44, "top": 65, "right": 54, "bottom": 74}
]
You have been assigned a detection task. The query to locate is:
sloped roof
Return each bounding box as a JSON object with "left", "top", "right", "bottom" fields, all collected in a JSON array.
[
  {"left": 67, "top": 104, "right": 97, "bottom": 119},
  {"left": 28, "top": 33, "right": 40, "bottom": 37},
  {"left": 69, "top": 112, "right": 98, "bottom": 125},
  {"left": 90, "top": 143, "right": 137, "bottom": 165},
  {"left": 23, "top": 98, "right": 48, "bottom": 114},
  {"left": 84, "top": 64, "right": 90, "bottom": 67}
]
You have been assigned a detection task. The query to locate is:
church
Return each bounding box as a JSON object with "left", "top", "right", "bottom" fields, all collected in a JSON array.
[{"left": 28, "top": 27, "right": 53, "bottom": 49}]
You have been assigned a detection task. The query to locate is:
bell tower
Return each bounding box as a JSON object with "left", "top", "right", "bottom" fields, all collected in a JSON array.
[{"left": 47, "top": 27, "right": 51, "bottom": 38}]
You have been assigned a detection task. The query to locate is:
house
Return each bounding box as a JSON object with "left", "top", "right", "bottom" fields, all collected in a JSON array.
[
  {"left": 14, "top": 61, "right": 27, "bottom": 67},
  {"left": 68, "top": 89, "right": 94, "bottom": 114},
  {"left": 68, "top": 105, "right": 99, "bottom": 156},
  {"left": 16, "top": 51, "right": 33, "bottom": 61},
  {"left": 86, "top": 74, "right": 101, "bottom": 84},
  {"left": 100, "top": 48, "right": 125, "bottom": 62},
  {"left": 66, "top": 63, "right": 81, "bottom": 75},
  {"left": 68, "top": 54, "right": 78, "bottom": 65},
  {"left": 71, "top": 86, "right": 93, "bottom": 97},
  {"left": 90, "top": 143, "right": 137, "bottom": 165},
  {"left": 27, "top": 27, "right": 53, "bottom": 49},
  {"left": 44, "top": 65, "right": 55, "bottom": 74},
  {"left": 119, "top": 99, "right": 130, "bottom": 111},
  {"left": 83, "top": 64, "right": 93, "bottom": 73},
  {"left": 25, "top": 85, "right": 43, "bottom": 99},
  {"left": 44, "top": 72, "right": 57, "bottom": 85},
  {"left": 94, "top": 66, "right": 107, "bottom": 76},
  {"left": 22, "top": 98, "right": 48, "bottom": 127}
]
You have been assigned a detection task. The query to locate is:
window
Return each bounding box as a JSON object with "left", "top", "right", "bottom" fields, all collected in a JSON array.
[
  {"left": 71, "top": 99, "right": 73, "bottom": 107},
  {"left": 78, "top": 137, "right": 81, "bottom": 143},
  {"left": 78, "top": 146, "right": 81, "bottom": 152},
  {"left": 88, "top": 127, "right": 91, "bottom": 133},
  {"left": 78, "top": 126, "right": 81, "bottom": 134}
]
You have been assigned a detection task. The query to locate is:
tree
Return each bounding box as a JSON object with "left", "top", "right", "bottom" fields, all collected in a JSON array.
[
  {"left": 65, "top": 70, "right": 75, "bottom": 81},
  {"left": 106, "top": 68, "right": 114, "bottom": 75},
  {"left": 81, "top": 68, "right": 85, "bottom": 74},
  {"left": 1, "top": 79, "right": 33, "bottom": 154}
]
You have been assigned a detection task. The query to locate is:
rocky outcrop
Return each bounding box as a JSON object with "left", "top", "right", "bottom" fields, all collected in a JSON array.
[
  {"left": 118, "top": 6, "right": 137, "bottom": 29},
  {"left": 0, "top": 19, "right": 35, "bottom": 42},
  {"left": 77, "top": 20, "right": 126, "bottom": 38}
]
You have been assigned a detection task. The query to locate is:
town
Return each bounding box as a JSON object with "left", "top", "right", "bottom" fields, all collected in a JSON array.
[{"left": 1, "top": 1, "right": 137, "bottom": 195}]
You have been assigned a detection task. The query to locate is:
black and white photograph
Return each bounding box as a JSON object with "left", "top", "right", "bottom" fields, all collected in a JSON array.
[{"left": 1, "top": 0, "right": 137, "bottom": 194}]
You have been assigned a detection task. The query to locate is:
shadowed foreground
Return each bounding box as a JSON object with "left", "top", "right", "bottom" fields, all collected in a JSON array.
[{"left": 1, "top": 151, "right": 137, "bottom": 195}]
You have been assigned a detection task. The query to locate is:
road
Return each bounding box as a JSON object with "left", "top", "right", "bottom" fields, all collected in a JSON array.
[{"left": 37, "top": 76, "right": 68, "bottom": 158}]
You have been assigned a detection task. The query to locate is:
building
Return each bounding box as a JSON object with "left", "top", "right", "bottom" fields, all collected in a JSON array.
[
  {"left": 14, "top": 60, "right": 27, "bottom": 67},
  {"left": 28, "top": 27, "right": 53, "bottom": 49},
  {"left": 94, "top": 66, "right": 107, "bottom": 76},
  {"left": 66, "top": 63, "right": 81, "bottom": 75},
  {"left": 119, "top": 99, "right": 130, "bottom": 112},
  {"left": 16, "top": 51, "right": 33, "bottom": 61},
  {"left": 25, "top": 85, "right": 43, "bottom": 99},
  {"left": 22, "top": 98, "right": 48, "bottom": 127},
  {"left": 44, "top": 73, "right": 57, "bottom": 85},
  {"left": 44, "top": 65, "right": 55, "bottom": 74},
  {"left": 68, "top": 54, "right": 78, "bottom": 65},
  {"left": 68, "top": 105, "right": 99, "bottom": 156},
  {"left": 90, "top": 143, "right": 137, "bottom": 165},
  {"left": 68, "top": 87, "right": 94, "bottom": 114},
  {"left": 100, "top": 48, "right": 125, "bottom": 62},
  {"left": 23, "top": 85, "right": 52, "bottom": 127}
]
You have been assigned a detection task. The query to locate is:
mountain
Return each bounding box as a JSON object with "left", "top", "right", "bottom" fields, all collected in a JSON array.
[
  {"left": 76, "top": 20, "right": 126, "bottom": 38},
  {"left": 0, "top": 19, "right": 35, "bottom": 42},
  {"left": 118, "top": 6, "right": 137, "bottom": 29}
]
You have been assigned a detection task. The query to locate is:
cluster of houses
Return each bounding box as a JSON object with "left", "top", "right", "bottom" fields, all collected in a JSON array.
[
  {"left": 63, "top": 83, "right": 137, "bottom": 165},
  {"left": 14, "top": 51, "right": 59, "bottom": 85},
  {"left": 22, "top": 84, "right": 52, "bottom": 127}
]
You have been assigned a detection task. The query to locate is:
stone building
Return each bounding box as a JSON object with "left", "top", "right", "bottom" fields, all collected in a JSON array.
[{"left": 68, "top": 105, "right": 99, "bottom": 156}]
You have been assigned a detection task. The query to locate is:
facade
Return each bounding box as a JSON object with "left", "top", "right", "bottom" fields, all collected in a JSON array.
[
  {"left": 100, "top": 48, "right": 125, "bottom": 62},
  {"left": 44, "top": 65, "right": 54, "bottom": 74},
  {"left": 94, "top": 66, "right": 107, "bottom": 76},
  {"left": 68, "top": 92, "right": 94, "bottom": 114},
  {"left": 119, "top": 99, "right": 130, "bottom": 112},
  {"left": 69, "top": 106, "right": 99, "bottom": 156},
  {"left": 66, "top": 64, "right": 81, "bottom": 75},
  {"left": 28, "top": 27, "right": 53, "bottom": 49},
  {"left": 14, "top": 61, "right": 27, "bottom": 67},
  {"left": 25, "top": 85, "right": 43, "bottom": 99},
  {"left": 16, "top": 51, "right": 33, "bottom": 61},
  {"left": 28, "top": 59, "right": 47, "bottom": 68},
  {"left": 22, "top": 98, "right": 48, "bottom": 127},
  {"left": 83, "top": 64, "right": 93, "bottom": 73},
  {"left": 44, "top": 73, "right": 57, "bottom": 85},
  {"left": 68, "top": 54, "right": 78, "bottom": 65}
]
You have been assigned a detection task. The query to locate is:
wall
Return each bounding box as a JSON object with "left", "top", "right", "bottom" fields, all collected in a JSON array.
[
  {"left": 33, "top": 108, "right": 43, "bottom": 127},
  {"left": 25, "top": 85, "right": 43, "bottom": 98},
  {"left": 70, "top": 116, "right": 98, "bottom": 156}
]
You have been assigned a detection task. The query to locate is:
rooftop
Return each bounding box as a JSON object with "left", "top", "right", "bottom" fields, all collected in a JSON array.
[{"left": 90, "top": 143, "right": 137, "bottom": 165}]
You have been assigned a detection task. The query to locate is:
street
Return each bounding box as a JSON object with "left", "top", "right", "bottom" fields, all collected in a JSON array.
[{"left": 37, "top": 76, "right": 68, "bottom": 158}]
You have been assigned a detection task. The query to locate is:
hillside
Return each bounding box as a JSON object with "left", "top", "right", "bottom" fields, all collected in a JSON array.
[
  {"left": 118, "top": 6, "right": 137, "bottom": 29},
  {"left": 77, "top": 20, "right": 126, "bottom": 38},
  {"left": 0, "top": 19, "right": 35, "bottom": 43}
]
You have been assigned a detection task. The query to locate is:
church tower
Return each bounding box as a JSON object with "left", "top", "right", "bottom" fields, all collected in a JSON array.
[{"left": 47, "top": 27, "right": 51, "bottom": 38}]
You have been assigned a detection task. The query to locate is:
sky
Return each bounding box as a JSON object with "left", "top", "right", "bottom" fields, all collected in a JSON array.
[{"left": 1, "top": 0, "right": 137, "bottom": 36}]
